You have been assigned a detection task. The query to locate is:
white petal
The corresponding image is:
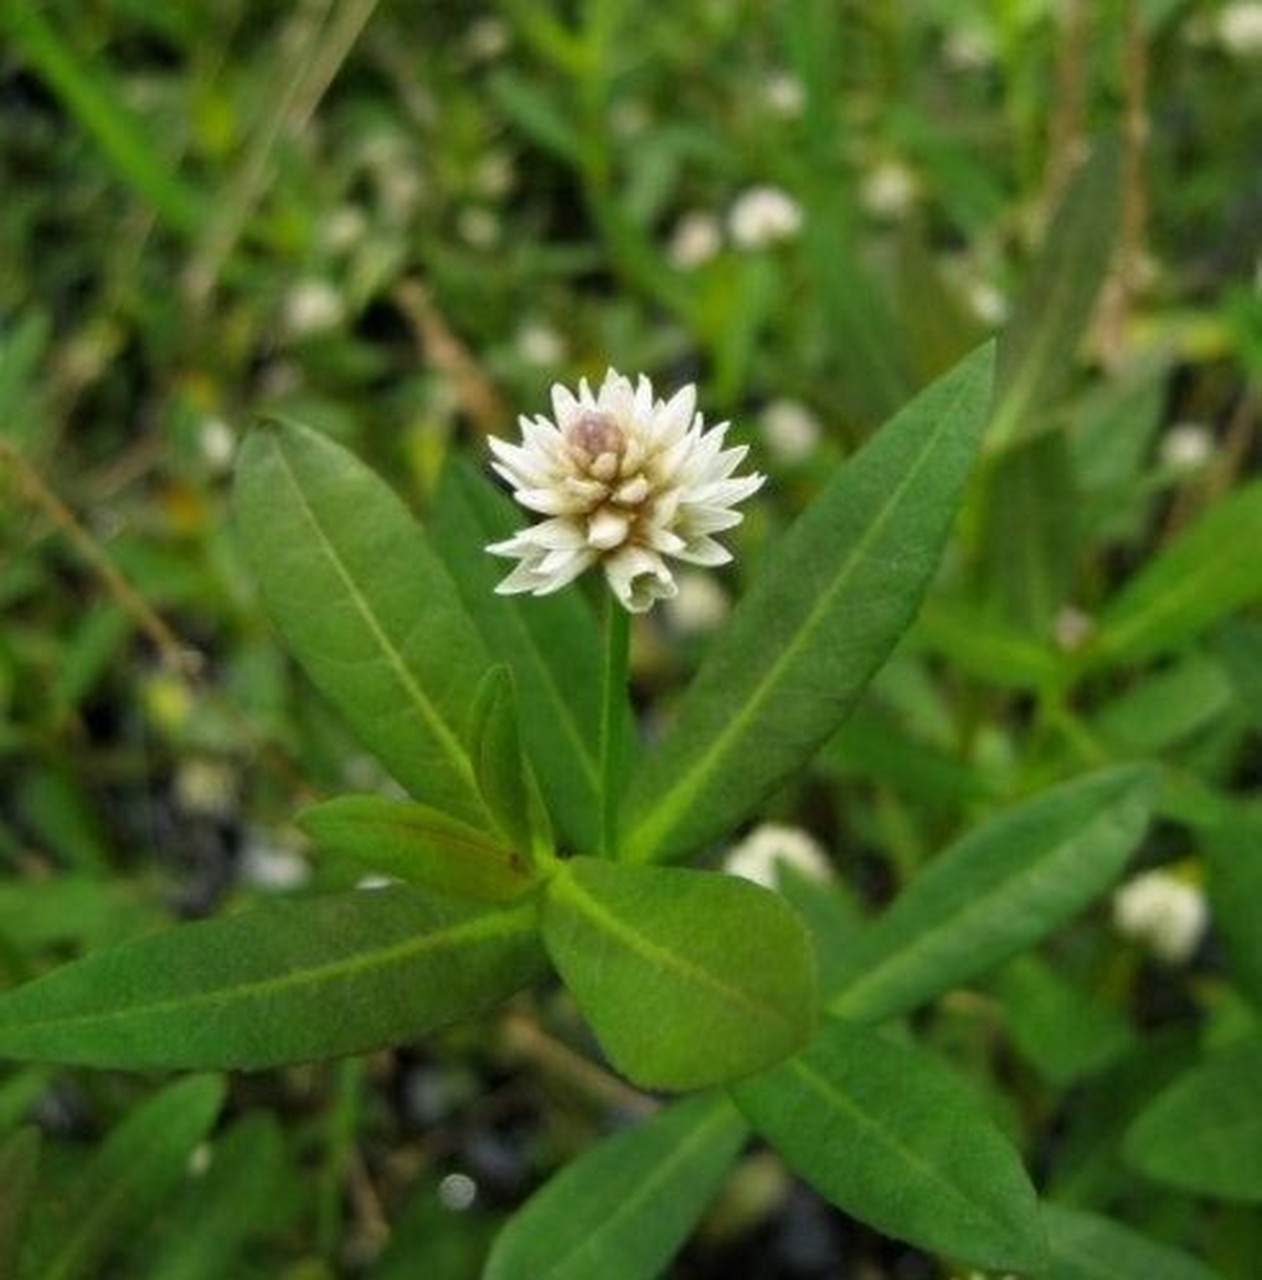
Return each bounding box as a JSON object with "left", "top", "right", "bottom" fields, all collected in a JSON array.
[
  {"left": 689, "top": 473, "right": 765, "bottom": 508},
  {"left": 642, "top": 524, "right": 687, "bottom": 555},
  {"left": 615, "top": 475, "right": 651, "bottom": 505},
  {"left": 485, "top": 531, "right": 537, "bottom": 557},
  {"left": 517, "top": 487, "right": 585, "bottom": 515},
  {"left": 679, "top": 504, "right": 745, "bottom": 535},
  {"left": 633, "top": 374, "right": 655, "bottom": 424},
  {"left": 550, "top": 383, "right": 582, "bottom": 427},
  {"left": 650, "top": 384, "right": 696, "bottom": 448},
  {"left": 533, "top": 547, "right": 598, "bottom": 593},
  {"left": 587, "top": 507, "right": 631, "bottom": 550},
  {"left": 604, "top": 545, "right": 676, "bottom": 613},
  {"left": 674, "top": 535, "right": 733, "bottom": 567},
  {"left": 495, "top": 558, "right": 550, "bottom": 595},
  {"left": 523, "top": 517, "right": 587, "bottom": 550}
]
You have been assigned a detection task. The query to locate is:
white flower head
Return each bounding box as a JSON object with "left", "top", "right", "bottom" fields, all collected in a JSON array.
[
  {"left": 1113, "top": 869, "right": 1209, "bottom": 964},
  {"left": 1161, "top": 422, "right": 1215, "bottom": 472},
  {"left": 466, "top": 15, "right": 510, "bottom": 60},
  {"left": 759, "top": 398, "right": 821, "bottom": 463},
  {"left": 197, "top": 416, "right": 237, "bottom": 474},
  {"left": 487, "top": 370, "right": 764, "bottom": 612},
  {"left": 665, "top": 571, "right": 730, "bottom": 635},
  {"left": 1218, "top": 3, "right": 1262, "bottom": 57},
  {"left": 725, "top": 824, "right": 833, "bottom": 890},
  {"left": 763, "top": 72, "right": 805, "bottom": 119},
  {"left": 728, "top": 186, "right": 803, "bottom": 249},
  {"left": 515, "top": 320, "right": 566, "bottom": 367},
  {"left": 1053, "top": 604, "right": 1095, "bottom": 653},
  {"left": 861, "top": 160, "right": 919, "bottom": 220},
  {"left": 668, "top": 211, "right": 723, "bottom": 269},
  {"left": 283, "top": 279, "right": 344, "bottom": 336}
]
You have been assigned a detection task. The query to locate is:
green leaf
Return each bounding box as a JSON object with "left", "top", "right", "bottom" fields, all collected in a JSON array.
[
  {"left": 144, "top": 1114, "right": 285, "bottom": 1280},
  {"left": 1041, "top": 1203, "right": 1224, "bottom": 1280},
  {"left": 470, "top": 666, "right": 535, "bottom": 853},
  {"left": 34, "top": 1076, "right": 225, "bottom": 1280},
  {"left": 831, "top": 765, "right": 1158, "bottom": 1022},
  {"left": 980, "top": 430, "right": 1079, "bottom": 632},
  {"left": 4, "top": 6, "right": 205, "bottom": 236},
  {"left": 0, "top": 1070, "right": 51, "bottom": 1134},
  {"left": 485, "top": 1094, "right": 748, "bottom": 1280},
  {"left": 298, "top": 796, "right": 535, "bottom": 903},
  {"left": 1124, "top": 1033, "right": 1262, "bottom": 1202},
  {"left": 541, "top": 858, "right": 817, "bottom": 1090},
  {"left": 915, "top": 598, "right": 1060, "bottom": 691},
  {"left": 0, "top": 1126, "right": 40, "bottom": 1280},
  {"left": 991, "top": 138, "right": 1123, "bottom": 449},
  {"left": 997, "top": 954, "right": 1135, "bottom": 1087},
  {"left": 234, "top": 420, "right": 494, "bottom": 830},
  {"left": 623, "top": 343, "right": 995, "bottom": 865},
  {"left": 431, "top": 462, "right": 611, "bottom": 850},
  {"left": 732, "top": 1017, "right": 1047, "bottom": 1273},
  {"left": 1085, "top": 482, "right": 1262, "bottom": 669},
  {"left": 0, "top": 889, "right": 544, "bottom": 1069}
]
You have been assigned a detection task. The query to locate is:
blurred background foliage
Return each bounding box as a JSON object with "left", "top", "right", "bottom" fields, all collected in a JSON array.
[{"left": 1, "top": 0, "right": 1260, "bottom": 1276}]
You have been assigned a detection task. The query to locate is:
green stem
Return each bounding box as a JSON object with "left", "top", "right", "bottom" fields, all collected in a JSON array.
[{"left": 598, "top": 596, "right": 631, "bottom": 858}]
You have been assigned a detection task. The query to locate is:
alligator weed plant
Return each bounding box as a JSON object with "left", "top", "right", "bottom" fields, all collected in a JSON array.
[{"left": 0, "top": 338, "right": 1179, "bottom": 1275}]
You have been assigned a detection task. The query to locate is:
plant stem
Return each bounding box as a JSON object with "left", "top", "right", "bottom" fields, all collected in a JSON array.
[{"left": 598, "top": 596, "right": 631, "bottom": 858}]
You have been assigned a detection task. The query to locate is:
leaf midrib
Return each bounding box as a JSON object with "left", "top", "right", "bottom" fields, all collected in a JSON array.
[
  {"left": 628, "top": 372, "right": 977, "bottom": 862},
  {"left": 830, "top": 793, "right": 1136, "bottom": 1019},
  {"left": 550, "top": 869, "right": 795, "bottom": 1032},
  {"left": 1093, "top": 491, "right": 1262, "bottom": 662},
  {"left": 540, "top": 1098, "right": 744, "bottom": 1279},
  {"left": 47, "top": 1094, "right": 216, "bottom": 1280},
  {"left": 315, "top": 804, "right": 526, "bottom": 874},
  {"left": 786, "top": 1051, "right": 1014, "bottom": 1243},
  {"left": 0, "top": 901, "right": 534, "bottom": 1036},
  {"left": 268, "top": 433, "right": 484, "bottom": 806}
]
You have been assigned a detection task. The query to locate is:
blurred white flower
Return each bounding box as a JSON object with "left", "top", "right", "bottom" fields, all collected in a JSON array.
[
  {"left": 474, "top": 151, "right": 516, "bottom": 200},
  {"left": 197, "top": 416, "right": 237, "bottom": 475},
  {"left": 457, "top": 207, "right": 501, "bottom": 248},
  {"left": 466, "top": 15, "right": 510, "bottom": 60},
  {"left": 1160, "top": 422, "right": 1215, "bottom": 471},
  {"left": 438, "top": 1172, "right": 479, "bottom": 1211},
  {"left": 725, "top": 824, "right": 833, "bottom": 890},
  {"left": 320, "top": 205, "right": 368, "bottom": 253},
  {"left": 728, "top": 186, "right": 803, "bottom": 249},
  {"left": 1113, "top": 869, "right": 1209, "bottom": 964},
  {"left": 763, "top": 72, "right": 805, "bottom": 119},
  {"left": 944, "top": 26, "right": 995, "bottom": 70},
  {"left": 610, "top": 99, "right": 652, "bottom": 139},
  {"left": 668, "top": 211, "right": 723, "bottom": 269},
  {"left": 239, "top": 833, "right": 310, "bottom": 892},
  {"left": 964, "top": 278, "right": 1008, "bottom": 326},
  {"left": 1218, "top": 3, "right": 1262, "bottom": 56},
  {"left": 283, "top": 279, "right": 344, "bottom": 336},
  {"left": 1053, "top": 605, "right": 1095, "bottom": 653},
  {"left": 861, "top": 160, "right": 919, "bottom": 220},
  {"left": 516, "top": 321, "right": 567, "bottom": 367},
  {"left": 665, "top": 571, "right": 730, "bottom": 634},
  {"left": 356, "top": 874, "right": 397, "bottom": 891},
  {"left": 487, "top": 370, "right": 764, "bottom": 612},
  {"left": 175, "top": 756, "right": 237, "bottom": 818},
  {"left": 759, "top": 399, "right": 821, "bottom": 463}
]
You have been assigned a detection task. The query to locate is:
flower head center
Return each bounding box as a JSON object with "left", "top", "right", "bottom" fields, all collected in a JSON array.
[{"left": 567, "top": 411, "right": 625, "bottom": 467}]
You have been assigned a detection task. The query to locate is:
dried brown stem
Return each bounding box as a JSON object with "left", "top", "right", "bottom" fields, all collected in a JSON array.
[
  {"left": 500, "top": 1009, "right": 657, "bottom": 1117},
  {"left": 0, "top": 436, "right": 197, "bottom": 676},
  {"left": 393, "top": 279, "right": 510, "bottom": 437}
]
